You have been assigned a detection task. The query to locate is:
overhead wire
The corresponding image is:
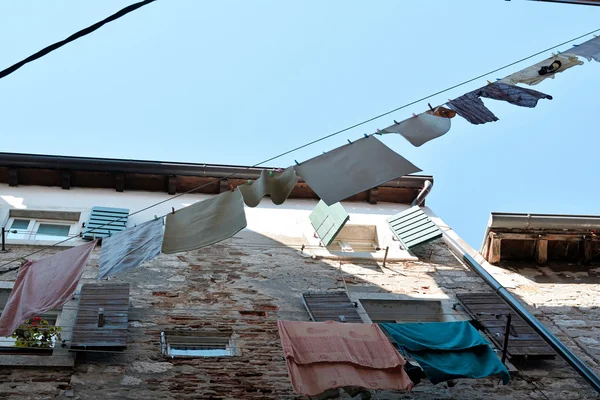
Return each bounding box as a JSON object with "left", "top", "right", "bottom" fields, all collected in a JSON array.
[
  {"left": 0, "top": 0, "right": 157, "bottom": 81},
  {"left": 1, "top": 27, "right": 599, "bottom": 275}
]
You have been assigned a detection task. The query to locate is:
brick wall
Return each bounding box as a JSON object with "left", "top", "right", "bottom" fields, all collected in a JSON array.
[{"left": 0, "top": 236, "right": 598, "bottom": 399}]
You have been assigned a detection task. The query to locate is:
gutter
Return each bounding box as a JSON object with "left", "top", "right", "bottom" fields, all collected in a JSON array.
[
  {"left": 0, "top": 152, "right": 432, "bottom": 189},
  {"left": 444, "top": 233, "right": 600, "bottom": 393},
  {"left": 480, "top": 212, "right": 600, "bottom": 254}
]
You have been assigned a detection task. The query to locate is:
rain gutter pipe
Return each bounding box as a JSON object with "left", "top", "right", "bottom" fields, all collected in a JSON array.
[{"left": 443, "top": 234, "right": 600, "bottom": 393}]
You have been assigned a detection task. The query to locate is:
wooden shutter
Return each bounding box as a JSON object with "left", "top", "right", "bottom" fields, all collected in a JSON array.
[
  {"left": 387, "top": 206, "right": 443, "bottom": 250},
  {"left": 71, "top": 283, "right": 130, "bottom": 350},
  {"left": 302, "top": 292, "right": 363, "bottom": 323},
  {"left": 82, "top": 206, "right": 129, "bottom": 240},
  {"left": 456, "top": 293, "right": 556, "bottom": 359},
  {"left": 309, "top": 200, "right": 349, "bottom": 246}
]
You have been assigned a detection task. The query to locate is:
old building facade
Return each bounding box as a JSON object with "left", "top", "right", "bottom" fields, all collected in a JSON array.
[{"left": 0, "top": 153, "right": 598, "bottom": 399}]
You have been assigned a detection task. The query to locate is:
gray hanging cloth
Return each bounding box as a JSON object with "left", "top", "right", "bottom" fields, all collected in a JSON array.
[
  {"left": 238, "top": 167, "right": 298, "bottom": 207},
  {"left": 381, "top": 112, "right": 451, "bottom": 147},
  {"left": 294, "top": 136, "right": 421, "bottom": 206},
  {"left": 446, "top": 93, "right": 499, "bottom": 125},
  {"left": 564, "top": 36, "right": 600, "bottom": 63},
  {"left": 98, "top": 218, "right": 163, "bottom": 280},
  {"left": 475, "top": 82, "right": 552, "bottom": 108},
  {"left": 162, "top": 190, "right": 247, "bottom": 254}
]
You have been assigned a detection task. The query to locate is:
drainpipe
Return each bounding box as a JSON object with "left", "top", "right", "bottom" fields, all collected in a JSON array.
[
  {"left": 443, "top": 234, "right": 600, "bottom": 393},
  {"left": 412, "top": 180, "right": 433, "bottom": 207}
]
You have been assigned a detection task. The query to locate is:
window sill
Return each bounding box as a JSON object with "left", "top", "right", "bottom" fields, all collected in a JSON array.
[{"left": 306, "top": 248, "right": 418, "bottom": 262}]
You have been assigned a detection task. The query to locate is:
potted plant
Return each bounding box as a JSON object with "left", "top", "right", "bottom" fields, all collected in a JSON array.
[{"left": 10, "top": 316, "right": 62, "bottom": 354}]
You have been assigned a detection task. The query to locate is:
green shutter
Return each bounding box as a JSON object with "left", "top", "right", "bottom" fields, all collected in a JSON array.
[
  {"left": 309, "top": 200, "right": 349, "bottom": 246},
  {"left": 387, "top": 206, "right": 443, "bottom": 249},
  {"left": 82, "top": 206, "right": 130, "bottom": 240}
]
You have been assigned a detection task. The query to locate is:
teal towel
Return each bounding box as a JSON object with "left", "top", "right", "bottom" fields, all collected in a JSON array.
[{"left": 380, "top": 321, "right": 510, "bottom": 385}]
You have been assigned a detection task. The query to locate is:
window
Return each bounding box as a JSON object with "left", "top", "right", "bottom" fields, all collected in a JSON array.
[
  {"left": 327, "top": 224, "right": 380, "bottom": 253},
  {"left": 360, "top": 299, "right": 444, "bottom": 323},
  {"left": 161, "top": 331, "right": 237, "bottom": 358},
  {"left": 5, "top": 218, "right": 77, "bottom": 241},
  {"left": 0, "top": 289, "right": 62, "bottom": 354}
]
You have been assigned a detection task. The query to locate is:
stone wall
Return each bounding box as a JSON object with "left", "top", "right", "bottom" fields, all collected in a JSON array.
[{"left": 0, "top": 234, "right": 598, "bottom": 399}]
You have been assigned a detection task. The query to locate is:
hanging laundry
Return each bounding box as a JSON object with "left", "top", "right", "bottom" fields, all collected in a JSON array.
[
  {"left": 564, "top": 36, "right": 600, "bottom": 63},
  {"left": 277, "top": 320, "right": 413, "bottom": 397},
  {"left": 0, "top": 241, "right": 97, "bottom": 336},
  {"left": 294, "top": 136, "right": 421, "bottom": 206},
  {"left": 238, "top": 167, "right": 298, "bottom": 208},
  {"left": 381, "top": 112, "right": 451, "bottom": 147},
  {"left": 426, "top": 106, "right": 456, "bottom": 119},
  {"left": 501, "top": 54, "right": 583, "bottom": 86},
  {"left": 161, "top": 190, "right": 247, "bottom": 254},
  {"left": 475, "top": 82, "right": 552, "bottom": 108},
  {"left": 447, "top": 93, "right": 499, "bottom": 125},
  {"left": 97, "top": 218, "right": 163, "bottom": 280},
  {"left": 380, "top": 321, "right": 510, "bottom": 385}
]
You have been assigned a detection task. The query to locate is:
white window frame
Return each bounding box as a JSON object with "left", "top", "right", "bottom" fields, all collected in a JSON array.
[
  {"left": 160, "top": 332, "right": 237, "bottom": 358},
  {"left": 5, "top": 217, "right": 78, "bottom": 241}
]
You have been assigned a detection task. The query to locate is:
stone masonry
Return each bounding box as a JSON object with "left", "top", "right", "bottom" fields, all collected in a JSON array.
[{"left": 0, "top": 234, "right": 598, "bottom": 399}]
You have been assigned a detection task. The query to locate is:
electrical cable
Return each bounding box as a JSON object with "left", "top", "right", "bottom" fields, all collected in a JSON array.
[
  {"left": 0, "top": 27, "right": 599, "bottom": 275},
  {"left": 0, "top": 0, "right": 157, "bottom": 81}
]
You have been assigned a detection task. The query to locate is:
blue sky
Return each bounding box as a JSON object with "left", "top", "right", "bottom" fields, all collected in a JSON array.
[{"left": 0, "top": 1, "right": 598, "bottom": 248}]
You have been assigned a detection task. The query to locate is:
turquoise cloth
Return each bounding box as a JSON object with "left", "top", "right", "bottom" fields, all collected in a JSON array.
[{"left": 380, "top": 321, "right": 510, "bottom": 385}]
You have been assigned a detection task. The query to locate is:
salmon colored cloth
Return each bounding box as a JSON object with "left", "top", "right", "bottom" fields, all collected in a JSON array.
[
  {"left": 278, "top": 320, "right": 413, "bottom": 396},
  {"left": 0, "top": 241, "right": 97, "bottom": 336}
]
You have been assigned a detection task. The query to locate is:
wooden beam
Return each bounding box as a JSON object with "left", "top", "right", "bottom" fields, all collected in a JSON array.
[
  {"left": 115, "top": 173, "right": 125, "bottom": 192},
  {"left": 219, "top": 179, "right": 230, "bottom": 194},
  {"left": 167, "top": 175, "right": 177, "bottom": 195},
  {"left": 535, "top": 239, "right": 548, "bottom": 265},
  {"left": 488, "top": 234, "right": 502, "bottom": 264},
  {"left": 493, "top": 231, "right": 600, "bottom": 242},
  {"left": 583, "top": 237, "right": 593, "bottom": 265},
  {"left": 61, "top": 171, "right": 71, "bottom": 190},
  {"left": 8, "top": 168, "right": 18, "bottom": 187},
  {"left": 368, "top": 188, "right": 378, "bottom": 204}
]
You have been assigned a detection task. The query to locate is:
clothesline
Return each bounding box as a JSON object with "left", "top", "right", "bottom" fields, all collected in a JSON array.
[{"left": 1, "top": 28, "right": 598, "bottom": 275}]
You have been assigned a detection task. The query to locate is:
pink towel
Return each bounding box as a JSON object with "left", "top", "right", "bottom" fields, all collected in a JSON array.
[
  {"left": 0, "top": 241, "right": 97, "bottom": 336},
  {"left": 278, "top": 320, "right": 413, "bottom": 396}
]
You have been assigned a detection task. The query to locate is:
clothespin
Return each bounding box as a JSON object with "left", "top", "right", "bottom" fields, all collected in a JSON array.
[
  {"left": 248, "top": 179, "right": 252, "bottom": 185},
  {"left": 171, "top": 207, "right": 175, "bottom": 215},
  {"left": 229, "top": 184, "right": 235, "bottom": 192},
  {"left": 154, "top": 215, "right": 158, "bottom": 220},
  {"left": 394, "top": 120, "right": 399, "bottom": 124},
  {"left": 322, "top": 151, "right": 326, "bottom": 155},
  {"left": 294, "top": 160, "right": 299, "bottom": 165},
  {"left": 347, "top": 139, "right": 352, "bottom": 144},
  {"left": 269, "top": 171, "right": 274, "bottom": 177},
  {"left": 487, "top": 80, "right": 493, "bottom": 85},
  {"left": 427, "top": 103, "right": 434, "bottom": 112},
  {"left": 363, "top": 133, "right": 368, "bottom": 138},
  {"left": 412, "top": 113, "right": 417, "bottom": 118}
]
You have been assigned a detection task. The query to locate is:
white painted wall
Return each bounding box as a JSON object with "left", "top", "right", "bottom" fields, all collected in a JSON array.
[{"left": 0, "top": 184, "right": 429, "bottom": 260}]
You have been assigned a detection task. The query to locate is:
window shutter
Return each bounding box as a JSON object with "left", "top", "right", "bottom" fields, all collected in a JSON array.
[
  {"left": 387, "top": 206, "right": 443, "bottom": 250},
  {"left": 82, "top": 207, "right": 129, "bottom": 240},
  {"left": 302, "top": 292, "right": 363, "bottom": 323},
  {"left": 456, "top": 293, "right": 556, "bottom": 359},
  {"left": 70, "top": 283, "right": 130, "bottom": 350},
  {"left": 309, "top": 200, "right": 349, "bottom": 246}
]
